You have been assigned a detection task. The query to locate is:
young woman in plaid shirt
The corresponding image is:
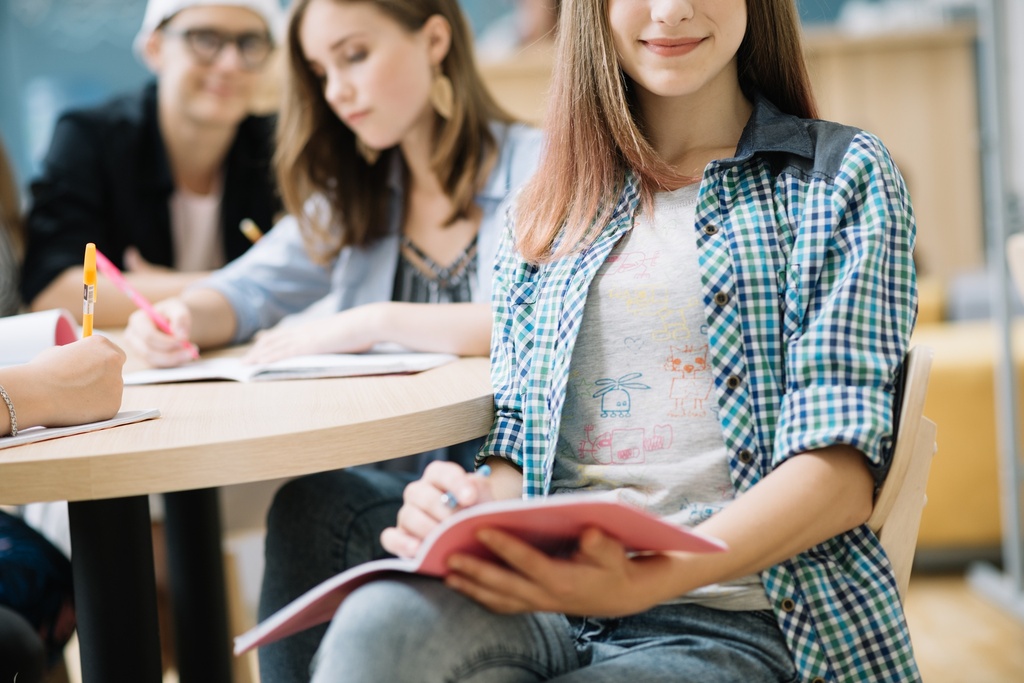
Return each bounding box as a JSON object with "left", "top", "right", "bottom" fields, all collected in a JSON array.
[{"left": 312, "top": 1, "right": 920, "bottom": 681}]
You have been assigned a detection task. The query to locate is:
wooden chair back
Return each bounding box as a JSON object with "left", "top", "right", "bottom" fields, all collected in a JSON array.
[{"left": 867, "top": 345, "right": 937, "bottom": 600}]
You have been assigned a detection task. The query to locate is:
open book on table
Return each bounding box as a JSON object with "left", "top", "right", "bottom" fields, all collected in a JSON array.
[
  {"left": 234, "top": 494, "right": 727, "bottom": 654},
  {"left": 0, "top": 309, "right": 78, "bottom": 367},
  {"left": 124, "top": 350, "right": 458, "bottom": 385}
]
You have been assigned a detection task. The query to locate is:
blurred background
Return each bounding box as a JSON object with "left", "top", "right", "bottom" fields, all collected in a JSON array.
[
  {"left": 1, "top": 0, "right": 1008, "bottom": 186},
  {"left": 3, "top": 1, "right": 1024, "bottom": 681}
]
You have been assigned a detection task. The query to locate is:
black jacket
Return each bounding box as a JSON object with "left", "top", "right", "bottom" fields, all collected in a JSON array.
[{"left": 20, "top": 81, "right": 279, "bottom": 304}]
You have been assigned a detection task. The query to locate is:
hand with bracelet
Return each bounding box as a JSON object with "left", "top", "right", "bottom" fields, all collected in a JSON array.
[{"left": 0, "top": 336, "right": 125, "bottom": 437}]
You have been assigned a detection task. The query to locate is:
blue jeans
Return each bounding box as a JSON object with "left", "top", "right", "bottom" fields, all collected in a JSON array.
[
  {"left": 257, "top": 441, "right": 480, "bottom": 683},
  {"left": 310, "top": 576, "right": 799, "bottom": 682}
]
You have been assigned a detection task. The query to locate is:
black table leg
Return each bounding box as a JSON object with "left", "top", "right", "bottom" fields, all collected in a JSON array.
[
  {"left": 69, "top": 496, "right": 162, "bottom": 683},
  {"left": 163, "top": 488, "right": 233, "bottom": 683}
]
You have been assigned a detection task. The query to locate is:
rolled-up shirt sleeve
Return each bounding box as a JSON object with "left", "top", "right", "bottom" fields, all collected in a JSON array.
[
  {"left": 477, "top": 205, "right": 528, "bottom": 473},
  {"left": 771, "top": 132, "right": 918, "bottom": 485}
]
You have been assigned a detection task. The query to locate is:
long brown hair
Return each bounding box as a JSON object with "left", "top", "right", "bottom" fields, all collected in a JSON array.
[
  {"left": 516, "top": 0, "right": 817, "bottom": 263},
  {"left": 0, "top": 137, "right": 21, "bottom": 252},
  {"left": 277, "top": 0, "right": 514, "bottom": 264}
]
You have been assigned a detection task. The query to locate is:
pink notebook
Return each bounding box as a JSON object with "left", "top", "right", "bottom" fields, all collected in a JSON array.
[{"left": 234, "top": 494, "right": 727, "bottom": 654}]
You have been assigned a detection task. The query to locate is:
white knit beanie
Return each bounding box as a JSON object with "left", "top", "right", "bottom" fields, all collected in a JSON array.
[{"left": 133, "top": 0, "right": 285, "bottom": 59}]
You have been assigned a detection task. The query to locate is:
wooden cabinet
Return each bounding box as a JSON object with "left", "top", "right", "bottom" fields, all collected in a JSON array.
[{"left": 804, "top": 25, "right": 983, "bottom": 282}]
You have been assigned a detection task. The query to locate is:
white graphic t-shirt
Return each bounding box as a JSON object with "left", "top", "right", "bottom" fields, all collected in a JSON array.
[{"left": 553, "top": 182, "right": 770, "bottom": 610}]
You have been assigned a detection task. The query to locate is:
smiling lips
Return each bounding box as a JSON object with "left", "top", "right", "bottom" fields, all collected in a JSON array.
[
  {"left": 344, "top": 110, "right": 370, "bottom": 125},
  {"left": 204, "top": 80, "right": 239, "bottom": 98},
  {"left": 641, "top": 37, "right": 704, "bottom": 57}
]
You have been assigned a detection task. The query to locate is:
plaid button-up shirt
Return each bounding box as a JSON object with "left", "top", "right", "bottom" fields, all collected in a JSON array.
[{"left": 479, "top": 97, "right": 920, "bottom": 682}]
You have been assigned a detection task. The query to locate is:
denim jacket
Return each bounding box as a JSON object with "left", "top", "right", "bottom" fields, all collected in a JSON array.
[
  {"left": 202, "top": 122, "right": 543, "bottom": 343},
  {"left": 480, "top": 98, "right": 920, "bottom": 682}
]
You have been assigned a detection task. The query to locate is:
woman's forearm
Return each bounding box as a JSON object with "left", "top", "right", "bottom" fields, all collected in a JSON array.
[
  {"left": 371, "top": 302, "right": 491, "bottom": 356},
  {"left": 481, "top": 456, "right": 525, "bottom": 501},
  {"left": 179, "top": 288, "right": 238, "bottom": 349},
  {"left": 31, "top": 266, "right": 210, "bottom": 327},
  {"left": 652, "top": 446, "right": 875, "bottom": 601}
]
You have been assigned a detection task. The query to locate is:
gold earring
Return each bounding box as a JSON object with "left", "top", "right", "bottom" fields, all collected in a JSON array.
[
  {"left": 355, "top": 137, "right": 380, "bottom": 165},
  {"left": 430, "top": 68, "right": 454, "bottom": 120}
]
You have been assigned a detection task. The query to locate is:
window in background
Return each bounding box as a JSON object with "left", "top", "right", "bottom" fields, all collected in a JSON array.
[
  {"left": 0, "top": 0, "right": 151, "bottom": 190},
  {"left": 797, "top": 0, "right": 849, "bottom": 24},
  {"left": 457, "top": 0, "right": 514, "bottom": 37}
]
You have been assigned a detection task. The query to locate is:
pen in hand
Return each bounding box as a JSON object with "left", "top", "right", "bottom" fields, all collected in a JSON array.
[
  {"left": 440, "top": 464, "right": 492, "bottom": 510},
  {"left": 93, "top": 248, "right": 199, "bottom": 360},
  {"left": 82, "top": 242, "right": 96, "bottom": 337}
]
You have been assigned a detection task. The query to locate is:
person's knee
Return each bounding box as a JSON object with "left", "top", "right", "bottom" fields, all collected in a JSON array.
[
  {"left": 314, "top": 578, "right": 564, "bottom": 682},
  {"left": 332, "top": 578, "right": 452, "bottom": 646},
  {"left": 315, "top": 579, "right": 446, "bottom": 676},
  {"left": 268, "top": 469, "right": 399, "bottom": 532},
  {"left": 264, "top": 469, "right": 406, "bottom": 572},
  {"left": 266, "top": 472, "right": 355, "bottom": 540},
  {"left": 360, "top": 577, "right": 433, "bottom": 618},
  {"left": 268, "top": 474, "right": 333, "bottom": 531}
]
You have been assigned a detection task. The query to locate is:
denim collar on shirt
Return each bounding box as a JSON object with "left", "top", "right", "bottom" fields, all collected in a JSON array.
[{"left": 731, "top": 94, "right": 816, "bottom": 162}]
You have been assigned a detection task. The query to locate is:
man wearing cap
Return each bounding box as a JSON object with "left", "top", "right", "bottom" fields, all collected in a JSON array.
[{"left": 20, "top": 0, "right": 284, "bottom": 326}]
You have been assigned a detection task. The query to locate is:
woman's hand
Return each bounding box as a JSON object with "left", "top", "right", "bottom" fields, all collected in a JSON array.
[
  {"left": 380, "top": 461, "right": 495, "bottom": 559},
  {"left": 244, "top": 305, "right": 382, "bottom": 364},
  {"left": 123, "top": 298, "right": 198, "bottom": 368},
  {"left": 22, "top": 336, "right": 126, "bottom": 428},
  {"left": 444, "top": 527, "right": 674, "bottom": 617}
]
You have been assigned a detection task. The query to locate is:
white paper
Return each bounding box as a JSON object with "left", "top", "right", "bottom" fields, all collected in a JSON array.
[
  {"left": 0, "top": 309, "right": 79, "bottom": 366},
  {"left": 0, "top": 408, "right": 161, "bottom": 449},
  {"left": 124, "top": 351, "right": 458, "bottom": 385}
]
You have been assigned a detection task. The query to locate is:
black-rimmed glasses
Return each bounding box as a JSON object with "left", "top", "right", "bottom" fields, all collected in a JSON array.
[{"left": 161, "top": 27, "right": 273, "bottom": 70}]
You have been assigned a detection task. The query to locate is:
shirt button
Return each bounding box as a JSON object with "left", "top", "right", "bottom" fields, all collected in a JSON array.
[
  {"left": 713, "top": 291, "right": 730, "bottom": 306},
  {"left": 726, "top": 375, "right": 742, "bottom": 389},
  {"left": 780, "top": 598, "right": 796, "bottom": 612},
  {"left": 811, "top": 678, "right": 827, "bottom": 683},
  {"left": 703, "top": 224, "right": 719, "bottom": 235},
  {"left": 738, "top": 449, "right": 754, "bottom": 464}
]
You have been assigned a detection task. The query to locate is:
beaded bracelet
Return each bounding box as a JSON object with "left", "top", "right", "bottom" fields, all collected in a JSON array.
[{"left": 0, "top": 384, "right": 16, "bottom": 437}]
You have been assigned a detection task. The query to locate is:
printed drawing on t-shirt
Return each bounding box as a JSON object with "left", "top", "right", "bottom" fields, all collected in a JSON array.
[
  {"left": 604, "top": 250, "right": 660, "bottom": 280},
  {"left": 592, "top": 372, "right": 650, "bottom": 418},
  {"left": 578, "top": 423, "right": 674, "bottom": 465},
  {"left": 652, "top": 295, "right": 705, "bottom": 343},
  {"left": 678, "top": 497, "right": 724, "bottom": 525},
  {"left": 663, "top": 344, "right": 713, "bottom": 417},
  {"left": 651, "top": 307, "right": 688, "bottom": 342},
  {"left": 608, "top": 287, "right": 668, "bottom": 318},
  {"left": 623, "top": 335, "right": 646, "bottom": 354}
]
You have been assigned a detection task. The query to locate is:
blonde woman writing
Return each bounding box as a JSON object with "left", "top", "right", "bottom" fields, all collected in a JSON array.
[{"left": 125, "top": 0, "right": 543, "bottom": 679}]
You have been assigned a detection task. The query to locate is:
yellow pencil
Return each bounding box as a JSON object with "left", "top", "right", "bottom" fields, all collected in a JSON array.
[
  {"left": 239, "top": 218, "right": 264, "bottom": 243},
  {"left": 82, "top": 242, "right": 96, "bottom": 337}
]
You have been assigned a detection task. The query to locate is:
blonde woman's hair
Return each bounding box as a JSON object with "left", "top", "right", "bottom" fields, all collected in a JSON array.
[
  {"left": 276, "top": 0, "right": 514, "bottom": 264},
  {"left": 516, "top": 0, "right": 817, "bottom": 263},
  {"left": 0, "top": 137, "right": 21, "bottom": 252}
]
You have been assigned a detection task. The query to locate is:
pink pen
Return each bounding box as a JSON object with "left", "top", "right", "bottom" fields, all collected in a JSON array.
[{"left": 94, "top": 248, "right": 200, "bottom": 360}]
